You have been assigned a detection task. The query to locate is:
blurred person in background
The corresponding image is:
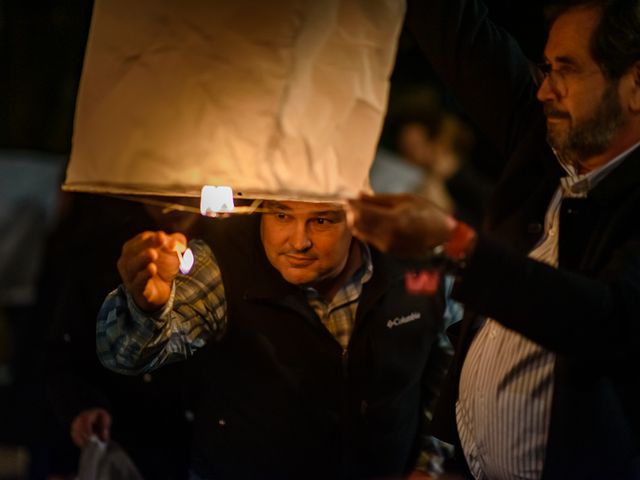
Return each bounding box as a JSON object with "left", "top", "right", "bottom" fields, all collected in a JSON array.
[
  {"left": 44, "top": 194, "right": 196, "bottom": 479},
  {"left": 395, "top": 110, "right": 493, "bottom": 228},
  {"left": 371, "top": 86, "right": 494, "bottom": 229}
]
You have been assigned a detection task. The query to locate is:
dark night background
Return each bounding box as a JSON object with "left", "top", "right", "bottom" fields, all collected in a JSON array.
[
  {"left": 0, "top": 0, "right": 549, "bottom": 155},
  {"left": 0, "top": 1, "right": 550, "bottom": 478}
]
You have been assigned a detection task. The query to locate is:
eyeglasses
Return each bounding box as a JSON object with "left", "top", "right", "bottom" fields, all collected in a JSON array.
[
  {"left": 535, "top": 61, "right": 603, "bottom": 96},
  {"left": 536, "top": 62, "right": 568, "bottom": 95}
]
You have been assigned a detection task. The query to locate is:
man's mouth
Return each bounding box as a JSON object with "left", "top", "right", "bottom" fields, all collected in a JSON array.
[
  {"left": 283, "top": 254, "right": 316, "bottom": 266},
  {"left": 543, "top": 104, "right": 570, "bottom": 121},
  {"left": 546, "top": 115, "right": 568, "bottom": 122}
]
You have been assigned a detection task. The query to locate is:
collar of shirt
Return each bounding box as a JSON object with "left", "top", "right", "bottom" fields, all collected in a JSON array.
[
  {"left": 302, "top": 241, "right": 373, "bottom": 303},
  {"left": 302, "top": 242, "right": 373, "bottom": 348},
  {"left": 532, "top": 140, "right": 640, "bottom": 264},
  {"left": 558, "top": 140, "right": 640, "bottom": 198}
]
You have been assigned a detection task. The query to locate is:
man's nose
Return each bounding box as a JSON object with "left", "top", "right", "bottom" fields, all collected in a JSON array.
[
  {"left": 536, "top": 75, "right": 558, "bottom": 103},
  {"left": 289, "top": 222, "right": 312, "bottom": 251},
  {"left": 536, "top": 72, "right": 567, "bottom": 103}
]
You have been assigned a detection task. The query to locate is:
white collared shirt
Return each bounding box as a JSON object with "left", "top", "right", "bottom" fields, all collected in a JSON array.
[{"left": 456, "top": 141, "right": 640, "bottom": 480}]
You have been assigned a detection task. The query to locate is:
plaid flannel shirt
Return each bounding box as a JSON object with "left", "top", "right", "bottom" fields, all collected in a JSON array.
[{"left": 97, "top": 239, "right": 372, "bottom": 374}]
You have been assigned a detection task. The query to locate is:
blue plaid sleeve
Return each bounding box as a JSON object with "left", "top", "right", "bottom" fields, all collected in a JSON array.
[{"left": 96, "top": 239, "right": 227, "bottom": 375}]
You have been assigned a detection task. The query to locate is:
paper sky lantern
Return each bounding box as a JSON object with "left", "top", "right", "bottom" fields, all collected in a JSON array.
[{"left": 63, "top": 0, "right": 405, "bottom": 207}]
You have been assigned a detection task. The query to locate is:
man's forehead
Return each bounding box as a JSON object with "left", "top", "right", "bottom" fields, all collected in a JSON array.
[
  {"left": 263, "top": 200, "right": 345, "bottom": 214},
  {"left": 547, "top": 5, "right": 601, "bottom": 51}
]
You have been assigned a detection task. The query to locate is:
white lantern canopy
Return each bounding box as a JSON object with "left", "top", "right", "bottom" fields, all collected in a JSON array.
[{"left": 63, "top": 0, "right": 405, "bottom": 206}]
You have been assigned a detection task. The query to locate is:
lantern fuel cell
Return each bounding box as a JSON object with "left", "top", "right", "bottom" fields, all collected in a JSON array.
[{"left": 200, "top": 186, "right": 234, "bottom": 216}]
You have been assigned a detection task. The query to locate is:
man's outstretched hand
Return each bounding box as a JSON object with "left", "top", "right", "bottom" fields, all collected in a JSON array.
[
  {"left": 117, "top": 231, "right": 186, "bottom": 312},
  {"left": 348, "top": 194, "right": 457, "bottom": 258}
]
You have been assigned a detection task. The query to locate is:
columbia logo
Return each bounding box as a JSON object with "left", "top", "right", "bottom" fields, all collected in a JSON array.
[{"left": 386, "top": 312, "right": 421, "bottom": 329}]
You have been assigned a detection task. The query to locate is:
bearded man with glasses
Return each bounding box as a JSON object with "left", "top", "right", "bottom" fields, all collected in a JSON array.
[{"left": 348, "top": 0, "right": 640, "bottom": 478}]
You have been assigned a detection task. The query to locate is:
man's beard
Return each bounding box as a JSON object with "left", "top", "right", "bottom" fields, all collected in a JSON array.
[{"left": 545, "top": 81, "right": 625, "bottom": 169}]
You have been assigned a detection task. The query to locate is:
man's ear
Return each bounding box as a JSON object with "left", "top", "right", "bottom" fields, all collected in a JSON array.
[{"left": 626, "top": 61, "right": 640, "bottom": 113}]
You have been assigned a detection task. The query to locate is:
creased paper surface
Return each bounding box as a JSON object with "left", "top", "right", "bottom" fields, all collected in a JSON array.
[{"left": 64, "top": 0, "right": 405, "bottom": 200}]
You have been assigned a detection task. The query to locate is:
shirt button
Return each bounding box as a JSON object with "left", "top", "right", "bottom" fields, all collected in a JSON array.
[
  {"left": 527, "top": 222, "right": 543, "bottom": 235},
  {"left": 218, "top": 418, "right": 226, "bottom": 427},
  {"left": 143, "top": 373, "right": 152, "bottom": 383}
]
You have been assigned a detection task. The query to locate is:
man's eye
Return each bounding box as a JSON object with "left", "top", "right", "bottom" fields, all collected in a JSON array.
[
  {"left": 538, "top": 62, "right": 551, "bottom": 76},
  {"left": 314, "top": 217, "right": 332, "bottom": 225},
  {"left": 275, "top": 212, "right": 288, "bottom": 220},
  {"left": 558, "top": 65, "right": 577, "bottom": 77}
]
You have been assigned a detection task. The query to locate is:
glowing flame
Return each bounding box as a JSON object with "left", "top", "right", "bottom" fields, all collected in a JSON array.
[
  {"left": 175, "top": 243, "right": 194, "bottom": 274},
  {"left": 200, "top": 185, "right": 234, "bottom": 217}
]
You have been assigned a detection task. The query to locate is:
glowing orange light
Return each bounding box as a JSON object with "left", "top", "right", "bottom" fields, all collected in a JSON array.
[{"left": 175, "top": 243, "right": 194, "bottom": 274}]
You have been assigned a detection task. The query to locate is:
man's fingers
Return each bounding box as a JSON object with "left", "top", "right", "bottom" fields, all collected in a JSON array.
[
  {"left": 348, "top": 206, "right": 395, "bottom": 252},
  {"left": 122, "top": 231, "right": 166, "bottom": 257},
  {"left": 129, "top": 234, "right": 183, "bottom": 278},
  {"left": 356, "top": 192, "right": 418, "bottom": 207},
  {"left": 130, "top": 264, "right": 155, "bottom": 294},
  {"left": 142, "top": 282, "right": 159, "bottom": 306},
  {"left": 165, "top": 232, "right": 188, "bottom": 253},
  {"left": 349, "top": 201, "right": 393, "bottom": 235},
  {"left": 117, "top": 230, "right": 184, "bottom": 310},
  {"left": 351, "top": 194, "right": 396, "bottom": 209},
  {"left": 357, "top": 192, "right": 401, "bottom": 206},
  {"left": 118, "top": 248, "right": 157, "bottom": 288},
  {"left": 127, "top": 248, "right": 159, "bottom": 279},
  {"left": 119, "top": 232, "right": 164, "bottom": 281}
]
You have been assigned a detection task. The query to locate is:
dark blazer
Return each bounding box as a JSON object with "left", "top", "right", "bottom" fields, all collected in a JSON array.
[{"left": 406, "top": 0, "right": 640, "bottom": 478}]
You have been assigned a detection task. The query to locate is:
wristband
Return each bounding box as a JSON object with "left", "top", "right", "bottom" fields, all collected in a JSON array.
[
  {"left": 404, "top": 220, "right": 477, "bottom": 296},
  {"left": 442, "top": 220, "right": 477, "bottom": 261}
]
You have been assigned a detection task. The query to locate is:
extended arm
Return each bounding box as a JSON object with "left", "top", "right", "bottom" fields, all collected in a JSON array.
[
  {"left": 96, "top": 237, "right": 227, "bottom": 374},
  {"left": 348, "top": 194, "right": 640, "bottom": 361}
]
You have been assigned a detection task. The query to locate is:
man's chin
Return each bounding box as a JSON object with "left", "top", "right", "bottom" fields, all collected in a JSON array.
[
  {"left": 279, "top": 268, "right": 318, "bottom": 286},
  {"left": 546, "top": 128, "right": 568, "bottom": 152}
]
